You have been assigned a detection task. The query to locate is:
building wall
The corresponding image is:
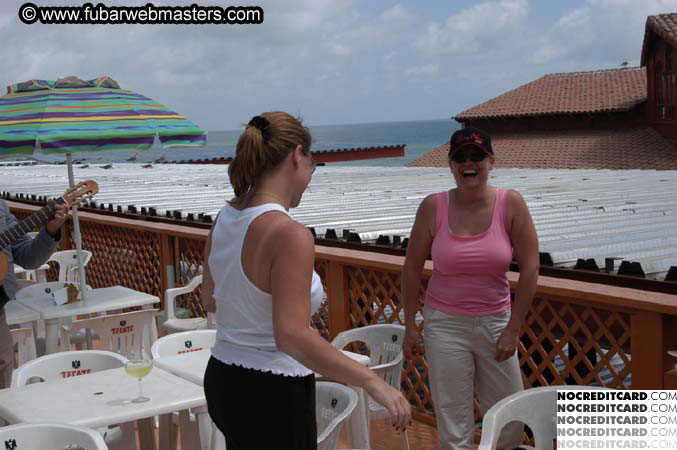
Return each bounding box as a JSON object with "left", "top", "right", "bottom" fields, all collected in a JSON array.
[{"left": 647, "top": 37, "right": 677, "bottom": 146}]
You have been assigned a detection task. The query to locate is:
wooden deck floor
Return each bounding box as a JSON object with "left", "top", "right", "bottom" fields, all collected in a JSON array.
[
  {"left": 337, "top": 418, "right": 440, "bottom": 450},
  {"left": 163, "top": 417, "right": 441, "bottom": 450}
]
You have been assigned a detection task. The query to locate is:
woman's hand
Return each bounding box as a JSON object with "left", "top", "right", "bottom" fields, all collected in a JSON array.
[
  {"left": 364, "top": 376, "right": 412, "bottom": 432},
  {"left": 495, "top": 326, "right": 519, "bottom": 362},
  {"left": 403, "top": 325, "right": 424, "bottom": 360}
]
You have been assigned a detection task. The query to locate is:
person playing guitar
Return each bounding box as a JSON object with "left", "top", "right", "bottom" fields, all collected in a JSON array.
[{"left": 0, "top": 189, "right": 73, "bottom": 389}]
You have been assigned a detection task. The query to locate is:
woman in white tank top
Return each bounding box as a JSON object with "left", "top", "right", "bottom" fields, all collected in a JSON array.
[{"left": 201, "top": 112, "right": 411, "bottom": 450}]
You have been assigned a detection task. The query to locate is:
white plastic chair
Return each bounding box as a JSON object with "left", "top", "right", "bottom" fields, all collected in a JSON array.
[
  {"left": 10, "top": 350, "right": 130, "bottom": 450},
  {"left": 0, "top": 422, "right": 108, "bottom": 450},
  {"left": 151, "top": 329, "right": 216, "bottom": 358},
  {"left": 478, "top": 385, "right": 612, "bottom": 450},
  {"left": 48, "top": 249, "right": 93, "bottom": 283},
  {"left": 162, "top": 275, "right": 208, "bottom": 335},
  {"left": 152, "top": 329, "right": 216, "bottom": 447},
  {"left": 331, "top": 323, "right": 410, "bottom": 450},
  {"left": 11, "top": 350, "right": 127, "bottom": 386},
  {"left": 9, "top": 327, "right": 37, "bottom": 367},
  {"left": 64, "top": 309, "right": 159, "bottom": 357},
  {"left": 316, "top": 381, "right": 359, "bottom": 450}
]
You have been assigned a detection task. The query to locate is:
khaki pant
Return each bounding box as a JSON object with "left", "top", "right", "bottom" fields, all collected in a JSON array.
[
  {"left": 424, "top": 305, "right": 524, "bottom": 450},
  {"left": 0, "top": 308, "right": 13, "bottom": 389}
]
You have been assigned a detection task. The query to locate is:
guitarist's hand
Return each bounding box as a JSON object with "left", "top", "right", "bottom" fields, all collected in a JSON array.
[{"left": 45, "top": 200, "right": 69, "bottom": 236}]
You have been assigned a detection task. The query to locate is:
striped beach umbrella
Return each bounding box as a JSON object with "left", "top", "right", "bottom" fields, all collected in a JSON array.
[
  {"left": 0, "top": 76, "right": 206, "bottom": 156},
  {"left": 0, "top": 76, "right": 207, "bottom": 301}
]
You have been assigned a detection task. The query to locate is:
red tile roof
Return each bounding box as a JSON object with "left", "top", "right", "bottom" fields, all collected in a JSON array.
[
  {"left": 454, "top": 67, "right": 646, "bottom": 120},
  {"left": 641, "top": 13, "right": 677, "bottom": 66},
  {"left": 408, "top": 128, "right": 677, "bottom": 170}
]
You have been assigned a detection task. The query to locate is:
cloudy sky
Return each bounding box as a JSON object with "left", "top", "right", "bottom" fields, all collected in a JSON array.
[{"left": 1, "top": 0, "right": 676, "bottom": 131}]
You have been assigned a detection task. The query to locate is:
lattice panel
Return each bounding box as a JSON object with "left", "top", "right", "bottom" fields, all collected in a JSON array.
[
  {"left": 520, "top": 297, "right": 632, "bottom": 389},
  {"left": 177, "top": 237, "right": 207, "bottom": 318},
  {"left": 73, "top": 221, "right": 163, "bottom": 298},
  {"left": 347, "top": 266, "right": 405, "bottom": 326},
  {"left": 338, "top": 264, "right": 634, "bottom": 434},
  {"left": 312, "top": 259, "right": 330, "bottom": 340},
  {"left": 5, "top": 201, "right": 643, "bottom": 441},
  {"left": 345, "top": 265, "right": 436, "bottom": 416}
]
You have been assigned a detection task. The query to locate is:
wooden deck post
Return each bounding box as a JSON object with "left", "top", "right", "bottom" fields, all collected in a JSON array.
[
  {"left": 631, "top": 312, "right": 664, "bottom": 389},
  {"left": 327, "top": 261, "right": 350, "bottom": 340},
  {"left": 159, "top": 233, "right": 176, "bottom": 309}
]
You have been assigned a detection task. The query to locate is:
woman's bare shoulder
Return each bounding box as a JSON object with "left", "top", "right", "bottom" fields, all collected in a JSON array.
[
  {"left": 418, "top": 193, "right": 438, "bottom": 214},
  {"left": 505, "top": 189, "right": 527, "bottom": 207},
  {"left": 261, "top": 212, "right": 314, "bottom": 254}
]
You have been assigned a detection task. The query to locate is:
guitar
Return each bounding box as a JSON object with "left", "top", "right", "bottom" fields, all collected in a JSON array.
[{"left": 0, "top": 180, "right": 99, "bottom": 285}]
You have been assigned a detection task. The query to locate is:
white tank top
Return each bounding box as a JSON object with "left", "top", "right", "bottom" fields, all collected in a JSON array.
[{"left": 209, "top": 202, "right": 326, "bottom": 377}]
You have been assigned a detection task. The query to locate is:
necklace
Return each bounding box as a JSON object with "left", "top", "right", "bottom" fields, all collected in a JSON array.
[{"left": 253, "top": 191, "right": 288, "bottom": 209}]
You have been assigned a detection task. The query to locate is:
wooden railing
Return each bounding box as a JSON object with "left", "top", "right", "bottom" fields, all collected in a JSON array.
[{"left": 8, "top": 201, "right": 677, "bottom": 425}]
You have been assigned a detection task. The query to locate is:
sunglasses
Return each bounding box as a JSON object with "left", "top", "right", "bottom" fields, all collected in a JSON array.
[{"left": 450, "top": 148, "right": 488, "bottom": 164}]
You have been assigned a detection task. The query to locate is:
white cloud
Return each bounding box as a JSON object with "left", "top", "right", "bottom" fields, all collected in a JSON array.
[
  {"left": 415, "top": 0, "right": 528, "bottom": 56},
  {"left": 380, "top": 3, "right": 414, "bottom": 26},
  {"left": 404, "top": 63, "right": 440, "bottom": 80},
  {"left": 527, "top": 0, "right": 677, "bottom": 67},
  {"left": 2, "top": 0, "right": 677, "bottom": 129}
]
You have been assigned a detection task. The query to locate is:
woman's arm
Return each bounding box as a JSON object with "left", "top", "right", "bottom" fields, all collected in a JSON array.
[
  {"left": 200, "top": 226, "right": 216, "bottom": 314},
  {"left": 271, "top": 220, "right": 412, "bottom": 431},
  {"left": 401, "top": 194, "right": 436, "bottom": 360},
  {"left": 495, "top": 189, "right": 539, "bottom": 362}
]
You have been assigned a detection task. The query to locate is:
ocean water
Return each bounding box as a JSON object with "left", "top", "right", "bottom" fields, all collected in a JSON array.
[{"left": 17, "top": 119, "right": 457, "bottom": 167}]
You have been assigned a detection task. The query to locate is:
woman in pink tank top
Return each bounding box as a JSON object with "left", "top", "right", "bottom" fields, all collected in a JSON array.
[{"left": 402, "top": 127, "right": 539, "bottom": 450}]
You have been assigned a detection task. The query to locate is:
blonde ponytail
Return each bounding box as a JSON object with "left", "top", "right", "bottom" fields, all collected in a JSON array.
[{"left": 228, "top": 112, "right": 311, "bottom": 207}]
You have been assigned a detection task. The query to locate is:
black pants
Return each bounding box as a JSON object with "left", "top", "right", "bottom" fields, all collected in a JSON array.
[{"left": 203, "top": 356, "right": 317, "bottom": 450}]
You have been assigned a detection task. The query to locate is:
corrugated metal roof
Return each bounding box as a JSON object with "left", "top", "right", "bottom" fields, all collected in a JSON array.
[{"left": 1, "top": 164, "right": 676, "bottom": 279}]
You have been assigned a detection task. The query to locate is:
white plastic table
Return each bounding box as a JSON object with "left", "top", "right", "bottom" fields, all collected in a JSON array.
[
  {"left": 4, "top": 300, "right": 40, "bottom": 326},
  {"left": 154, "top": 349, "right": 370, "bottom": 386},
  {"left": 15, "top": 285, "right": 159, "bottom": 354},
  {"left": 0, "top": 366, "right": 206, "bottom": 450},
  {"left": 153, "top": 348, "right": 372, "bottom": 449}
]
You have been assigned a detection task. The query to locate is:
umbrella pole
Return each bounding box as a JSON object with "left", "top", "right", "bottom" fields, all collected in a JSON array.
[{"left": 66, "top": 153, "right": 89, "bottom": 304}]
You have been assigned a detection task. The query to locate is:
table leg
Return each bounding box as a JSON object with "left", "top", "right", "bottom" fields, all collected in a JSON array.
[
  {"left": 119, "top": 422, "right": 137, "bottom": 450},
  {"left": 138, "top": 417, "right": 158, "bottom": 450},
  {"left": 158, "top": 413, "right": 177, "bottom": 450},
  {"left": 345, "top": 386, "right": 370, "bottom": 449},
  {"left": 194, "top": 406, "right": 211, "bottom": 450},
  {"left": 178, "top": 409, "right": 200, "bottom": 450},
  {"left": 44, "top": 318, "right": 59, "bottom": 354},
  {"left": 210, "top": 424, "right": 226, "bottom": 450}
]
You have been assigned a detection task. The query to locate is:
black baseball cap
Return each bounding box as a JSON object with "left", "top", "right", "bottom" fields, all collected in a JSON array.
[{"left": 448, "top": 127, "right": 494, "bottom": 158}]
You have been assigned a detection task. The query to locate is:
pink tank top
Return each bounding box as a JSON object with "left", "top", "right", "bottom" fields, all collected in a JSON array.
[{"left": 425, "top": 188, "right": 513, "bottom": 317}]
